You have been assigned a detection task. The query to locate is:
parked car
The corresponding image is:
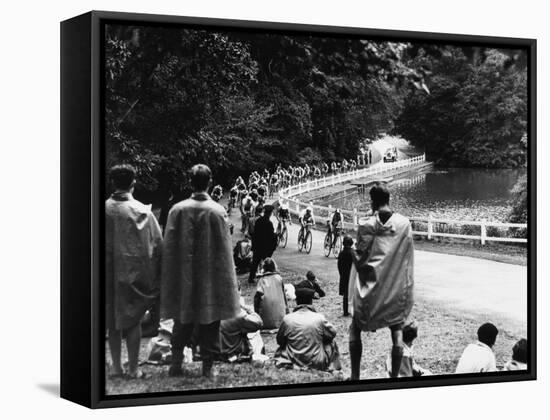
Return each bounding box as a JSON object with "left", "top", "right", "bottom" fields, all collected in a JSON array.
[{"left": 383, "top": 147, "right": 397, "bottom": 162}]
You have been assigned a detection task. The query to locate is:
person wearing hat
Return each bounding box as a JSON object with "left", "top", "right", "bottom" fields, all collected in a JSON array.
[
  {"left": 296, "top": 271, "right": 325, "bottom": 299},
  {"left": 249, "top": 204, "right": 277, "bottom": 284},
  {"left": 337, "top": 235, "right": 354, "bottom": 316},
  {"left": 274, "top": 288, "right": 341, "bottom": 371}
]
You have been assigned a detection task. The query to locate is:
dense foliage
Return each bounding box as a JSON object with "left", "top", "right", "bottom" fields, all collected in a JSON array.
[
  {"left": 105, "top": 26, "right": 426, "bottom": 197},
  {"left": 105, "top": 26, "right": 528, "bottom": 210},
  {"left": 394, "top": 47, "right": 527, "bottom": 168}
]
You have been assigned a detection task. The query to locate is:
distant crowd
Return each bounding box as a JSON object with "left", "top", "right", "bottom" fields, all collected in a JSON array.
[{"left": 105, "top": 162, "right": 527, "bottom": 383}]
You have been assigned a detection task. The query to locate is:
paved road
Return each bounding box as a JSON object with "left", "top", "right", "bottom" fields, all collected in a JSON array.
[{"left": 228, "top": 207, "right": 527, "bottom": 335}]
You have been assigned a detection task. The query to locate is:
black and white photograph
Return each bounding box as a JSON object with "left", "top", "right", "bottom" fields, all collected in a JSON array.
[{"left": 101, "top": 16, "right": 532, "bottom": 399}]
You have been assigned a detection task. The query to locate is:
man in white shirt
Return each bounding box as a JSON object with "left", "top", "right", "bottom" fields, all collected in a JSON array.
[{"left": 455, "top": 323, "right": 499, "bottom": 373}]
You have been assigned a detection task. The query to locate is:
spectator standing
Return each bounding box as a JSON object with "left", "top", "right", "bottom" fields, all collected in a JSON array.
[
  {"left": 348, "top": 183, "right": 414, "bottom": 380},
  {"left": 161, "top": 164, "right": 240, "bottom": 377},
  {"left": 249, "top": 204, "right": 277, "bottom": 284},
  {"left": 337, "top": 235, "right": 354, "bottom": 316},
  {"left": 105, "top": 164, "right": 163, "bottom": 379}
]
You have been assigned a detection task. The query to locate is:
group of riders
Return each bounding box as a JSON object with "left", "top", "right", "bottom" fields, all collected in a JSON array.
[
  {"left": 209, "top": 160, "right": 350, "bottom": 255},
  {"left": 211, "top": 159, "right": 359, "bottom": 212}
]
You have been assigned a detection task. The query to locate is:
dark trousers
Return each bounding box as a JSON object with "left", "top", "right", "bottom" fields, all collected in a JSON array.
[
  {"left": 343, "top": 295, "right": 349, "bottom": 316},
  {"left": 248, "top": 252, "right": 264, "bottom": 283},
  {"left": 171, "top": 320, "right": 220, "bottom": 365}
]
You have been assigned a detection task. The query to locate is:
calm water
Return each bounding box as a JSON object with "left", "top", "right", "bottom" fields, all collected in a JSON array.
[{"left": 320, "top": 168, "right": 525, "bottom": 222}]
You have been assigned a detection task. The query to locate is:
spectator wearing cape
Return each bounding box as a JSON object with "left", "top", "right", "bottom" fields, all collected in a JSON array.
[
  {"left": 161, "top": 164, "right": 240, "bottom": 377},
  {"left": 105, "top": 164, "right": 163, "bottom": 379},
  {"left": 348, "top": 183, "right": 414, "bottom": 380}
]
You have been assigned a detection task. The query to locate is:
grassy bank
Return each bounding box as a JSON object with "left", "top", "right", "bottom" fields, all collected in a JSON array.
[{"left": 106, "top": 267, "right": 524, "bottom": 396}]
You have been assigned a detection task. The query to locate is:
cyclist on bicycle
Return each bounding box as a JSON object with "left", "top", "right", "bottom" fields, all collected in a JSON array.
[
  {"left": 248, "top": 181, "right": 259, "bottom": 193},
  {"left": 313, "top": 165, "right": 321, "bottom": 179},
  {"left": 240, "top": 192, "right": 256, "bottom": 233},
  {"left": 327, "top": 208, "right": 344, "bottom": 247},
  {"left": 270, "top": 172, "right": 279, "bottom": 195},
  {"left": 276, "top": 202, "right": 291, "bottom": 234},
  {"left": 304, "top": 164, "right": 311, "bottom": 179},
  {"left": 342, "top": 159, "right": 349, "bottom": 173},
  {"left": 257, "top": 192, "right": 266, "bottom": 207},
  {"left": 228, "top": 185, "right": 239, "bottom": 211},
  {"left": 298, "top": 206, "right": 316, "bottom": 241},
  {"left": 211, "top": 184, "right": 223, "bottom": 202}
]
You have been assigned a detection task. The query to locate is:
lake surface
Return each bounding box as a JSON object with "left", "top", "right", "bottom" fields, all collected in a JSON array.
[{"left": 320, "top": 167, "right": 525, "bottom": 222}]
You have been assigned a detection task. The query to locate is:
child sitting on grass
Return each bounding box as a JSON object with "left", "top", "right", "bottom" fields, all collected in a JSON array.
[
  {"left": 385, "top": 321, "right": 431, "bottom": 377},
  {"left": 503, "top": 338, "right": 527, "bottom": 371}
]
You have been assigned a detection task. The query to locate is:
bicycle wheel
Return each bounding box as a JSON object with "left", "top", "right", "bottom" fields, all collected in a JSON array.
[
  {"left": 323, "top": 232, "right": 332, "bottom": 257},
  {"left": 298, "top": 231, "right": 304, "bottom": 252},
  {"left": 281, "top": 226, "right": 288, "bottom": 248},
  {"left": 305, "top": 231, "right": 313, "bottom": 254},
  {"left": 333, "top": 234, "right": 342, "bottom": 257}
]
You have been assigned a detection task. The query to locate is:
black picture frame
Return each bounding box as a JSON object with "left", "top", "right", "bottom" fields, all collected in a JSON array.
[{"left": 60, "top": 10, "right": 537, "bottom": 409}]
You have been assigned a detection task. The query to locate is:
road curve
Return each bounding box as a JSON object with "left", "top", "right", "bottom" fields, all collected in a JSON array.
[{"left": 228, "top": 202, "right": 527, "bottom": 336}]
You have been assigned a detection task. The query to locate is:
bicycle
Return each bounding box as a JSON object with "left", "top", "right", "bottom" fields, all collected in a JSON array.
[
  {"left": 297, "top": 223, "right": 313, "bottom": 254},
  {"left": 323, "top": 226, "right": 343, "bottom": 257},
  {"left": 277, "top": 219, "right": 289, "bottom": 248},
  {"left": 227, "top": 196, "right": 236, "bottom": 215}
]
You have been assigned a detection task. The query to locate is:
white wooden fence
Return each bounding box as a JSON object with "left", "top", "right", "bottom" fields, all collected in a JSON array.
[
  {"left": 279, "top": 153, "right": 426, "bottom": 199},
  {"left": 278, "top": 154, "right": 527, "bottom": 245}
]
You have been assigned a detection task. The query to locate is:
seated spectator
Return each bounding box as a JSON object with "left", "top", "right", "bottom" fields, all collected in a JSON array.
[
  {"left": 234, "top": 237, "right": 253, "bottom": 274},
  {"left": 254, "top": 258, "right": 288, "bottom": 329},
  {"left": 284, "top": 283, "right": 296, "bottom": 311},
  {"left": 220, "top": 297, "right": 264, "bottom": 362},
  {"left": 296, "top": 270, "right": 325, "bottom": 299},
  {"left": 455, "top": 323, "right": 499, "bottom": 373},
  {"left": 146, "top": 319, "right": 194, "bottom": 365},
  {"left": 385, "top": 320, "right": 431, "bottom": 377},
  {"left": 274, "top": 288, "right": 341, "bottom": 371},
  {"left": 503, "top": 338, "right": 528, "bottom": 371}
]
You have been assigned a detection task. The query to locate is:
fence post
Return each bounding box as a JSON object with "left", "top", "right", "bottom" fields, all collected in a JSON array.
[
  {"left": 427, "top": 213, "right": 433, "bottom": 240},
  {"left": 353, "top": 208, "right": 358, "bottom": 225},
  {"left": 481, "top": 219, "right": 487, "bottom": 246},
  {"left": 296, "top": 202, "right": 300, "bottom": 213}
]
